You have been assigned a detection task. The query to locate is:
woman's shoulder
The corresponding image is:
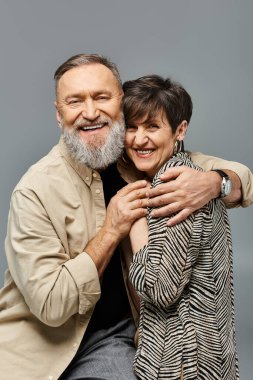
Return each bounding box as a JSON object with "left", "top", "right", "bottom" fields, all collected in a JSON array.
[{"left": 164, "top": 152, "right": 202, "bottom": 171}]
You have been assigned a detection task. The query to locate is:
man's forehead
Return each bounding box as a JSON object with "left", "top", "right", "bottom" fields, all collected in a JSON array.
[{"left": 57, "top": 64, "right": 121, "bottom": 95}]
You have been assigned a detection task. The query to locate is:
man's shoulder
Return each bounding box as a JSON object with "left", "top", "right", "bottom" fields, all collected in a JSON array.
[{"left": 14, "top": 143, "right": 67, "bottom": 193}]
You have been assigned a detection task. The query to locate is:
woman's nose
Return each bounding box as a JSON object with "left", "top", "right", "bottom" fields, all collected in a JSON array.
[{"left": 134, "top": 129, "right": 148, "bottom": 145}]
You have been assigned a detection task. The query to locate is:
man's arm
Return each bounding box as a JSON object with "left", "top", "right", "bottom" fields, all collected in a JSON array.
[
  {"left": 6, "top": 181, "right": 148, "bottom": 326},
  {"left": 6, "top": 189, "right": 100, "bottom": 327},
  {"left": 147, "top": 152, "right": 253, "bottom": 226},
  {"left": 190, "top": 151, "right": 253, "bottom": 207}
]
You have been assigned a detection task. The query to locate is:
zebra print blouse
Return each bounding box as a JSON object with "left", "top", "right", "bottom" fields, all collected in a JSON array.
[{"left": 129, "top": 152, "right": 239, "bottom": 380}]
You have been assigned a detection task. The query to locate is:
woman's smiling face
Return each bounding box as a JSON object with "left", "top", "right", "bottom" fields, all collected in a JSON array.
[{"left": 125, "top": 110, "right": 182, "bottom": 179}]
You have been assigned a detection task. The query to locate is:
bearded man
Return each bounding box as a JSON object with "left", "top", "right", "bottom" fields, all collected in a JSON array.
[{"left": 0, "top": 54, "right": 252, "bottom": 380}]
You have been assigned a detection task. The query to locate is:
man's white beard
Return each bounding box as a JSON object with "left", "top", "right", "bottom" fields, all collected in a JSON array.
[{"left": 61, "top": 118, "right": 125, "bottom": 170}]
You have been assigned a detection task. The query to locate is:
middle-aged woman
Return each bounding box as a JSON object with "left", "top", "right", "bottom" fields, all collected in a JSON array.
[{"left": 122, "top": 75, "right": 239, "bottom": 380}]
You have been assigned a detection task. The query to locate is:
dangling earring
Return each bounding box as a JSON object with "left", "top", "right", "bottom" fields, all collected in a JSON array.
[
  {"left": 173, "top": 140, "right": 184, "bottom": 155},
  {"left": 174, "top": 140, "right": 179, "bottom": 155}
]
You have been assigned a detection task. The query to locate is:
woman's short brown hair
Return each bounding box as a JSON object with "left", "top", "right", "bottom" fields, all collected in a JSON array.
[{"left": 123, "top": 75, "right": 192, "bottom": 133}]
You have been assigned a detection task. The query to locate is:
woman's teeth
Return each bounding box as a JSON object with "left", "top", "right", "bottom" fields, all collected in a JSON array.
[{"left": 136, "top": 150, "right": 153, "bottom": 154}]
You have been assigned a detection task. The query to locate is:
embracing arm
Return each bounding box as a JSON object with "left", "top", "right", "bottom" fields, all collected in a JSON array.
[
  {"left": 147, "top": 152, "right": 253, "bottom": 225},
  {"left": 7, "top": 182, "right": 148, "bottom": 327},
  {"left": 7, "top": 177, "right": 149, "bottom": 327},
  {"left": 190, "top": 151, "right": 253, "bottom": 207}
]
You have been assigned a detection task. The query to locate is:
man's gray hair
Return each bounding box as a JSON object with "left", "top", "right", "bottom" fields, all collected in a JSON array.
[{"left": 54, "top": 53, "right": 122, "bottom": 94}]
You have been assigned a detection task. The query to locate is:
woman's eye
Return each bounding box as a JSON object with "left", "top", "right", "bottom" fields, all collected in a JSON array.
[{"left": 149, "top": 124, "right": 159, "bottom": 129}]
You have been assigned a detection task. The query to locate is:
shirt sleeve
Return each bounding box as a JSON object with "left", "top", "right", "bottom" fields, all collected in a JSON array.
[
  {"left": 5, "top": 188, "right": 101, "bottom": 327},
  {"left": 129, "top": 157, "right": 210, "bottom": 310},
  {"left": 189, "top": 151, "right": 253, "bottom": 207}
]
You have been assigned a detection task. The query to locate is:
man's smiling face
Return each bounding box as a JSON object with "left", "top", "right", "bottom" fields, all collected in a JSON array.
[{"left": 55, "top": 63, "right": 124, "bottom": 150}]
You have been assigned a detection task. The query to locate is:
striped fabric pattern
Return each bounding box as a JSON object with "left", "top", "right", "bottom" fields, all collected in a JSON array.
[{"left": 129, "top": 152, "right": 239, "bottom": 380}]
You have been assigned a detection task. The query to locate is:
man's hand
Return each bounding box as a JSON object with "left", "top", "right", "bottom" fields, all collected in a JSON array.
[
  {"left": 85, "top": 180, "right": 149, "bottom": 276},
  {"left": 147, "top": 166, "right": 221, "bottom": 226},
  {"left": 104, "top": 180, "right": 149, "bottom": 240}
]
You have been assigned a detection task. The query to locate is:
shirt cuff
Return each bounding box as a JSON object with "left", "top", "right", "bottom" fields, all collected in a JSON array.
[{"left": 63, "top": 252, "right": 101, "bottom": 314}]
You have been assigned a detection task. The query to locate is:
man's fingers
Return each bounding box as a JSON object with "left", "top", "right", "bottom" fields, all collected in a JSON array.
[
  {"left": 159, "top": 166, "right": 188, "bottom": 181},
  {"left": 150, "top": 202, "right": 181, "bottom": 218},
  {"left": 130, "top": 198, "right": 150, "bottom": 209},
  {"left": 167, "top": 209, "right": 193, "bottom": 227},
  {"left": 127, "top": 187, "right": 149, "bottom": 202},
  {"left": 131, "top": 208, "right": 148, "bottom": 220},
  {"left": 147, "top": 182, "right": 177, "bottom": 198},
  {"left": 116, "top": 181, "right": 149, "bottom": 204},
  {"left": 117, "top": 180, "right": 148, "bottom": 196},
  {"left": 147, "top": 166, "right": 193, "bottom": 198},
  {"left": 148, "top": 192, "right": 182, "bottom": 208}
]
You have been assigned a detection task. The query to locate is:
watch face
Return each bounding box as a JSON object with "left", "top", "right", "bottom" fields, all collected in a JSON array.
[
  {"left": 225, "top": 180, "right": 232, "bottom": 195},
  {"left": 223, "top": 179, "right": 232, "bottom": 196}
]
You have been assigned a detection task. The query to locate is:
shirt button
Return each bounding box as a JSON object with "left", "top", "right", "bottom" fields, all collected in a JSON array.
[
  {"left": 85, "top": 176, "right": 89, "bottom": 181},
  {"left": 95, "top": 189, "right": 101, "bottom": 194},
  {"left": 92, "top": 173, "right": 97, "bottom": 178},
  {"left": 48, "top": 376, "right": 54, "bottom": 380},
  {"left": 73, "top": 342, "right": 78, "bottom": 349}
]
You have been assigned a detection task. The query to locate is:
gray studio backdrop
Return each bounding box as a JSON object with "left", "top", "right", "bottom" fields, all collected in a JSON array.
[{"left": 0, "top": 0, "right": 252, "bottom": 378}]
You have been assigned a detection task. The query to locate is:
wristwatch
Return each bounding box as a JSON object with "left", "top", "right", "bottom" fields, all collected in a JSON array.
[{"left": 212, "top": 169, "right": 232, "bottom": 198}]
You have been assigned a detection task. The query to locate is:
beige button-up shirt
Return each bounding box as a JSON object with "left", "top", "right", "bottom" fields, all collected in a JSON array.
[{"left": 0, "top": 138, "right": 252, "bottom": 380}]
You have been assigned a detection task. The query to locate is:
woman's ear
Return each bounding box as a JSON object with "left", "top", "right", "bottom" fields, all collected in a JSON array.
[{"left": 176, "top": 120, "right": 188, "bottom": 141}]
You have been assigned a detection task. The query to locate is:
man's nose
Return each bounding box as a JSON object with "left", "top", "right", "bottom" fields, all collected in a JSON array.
[{"left": 81, "top": 99, "right": 99, "bottom": 120}]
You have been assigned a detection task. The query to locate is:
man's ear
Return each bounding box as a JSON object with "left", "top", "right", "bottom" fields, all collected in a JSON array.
[
  {"left": 176, "top": 120, "right": 188, "bottom": 141},
  {"left": 54, "top": 101, "right": 62, "bottom": 129}
]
